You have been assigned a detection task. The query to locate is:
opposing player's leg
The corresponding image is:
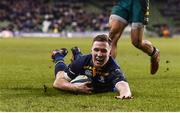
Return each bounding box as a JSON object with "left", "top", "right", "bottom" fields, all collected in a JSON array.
[
  {"left": 109, "top": 2, "right": 130, "bottom": 58},
  {"left": 109, "top": 15, "right": 127, "bottom": 58},
  {"left": 51, "top": 48, "right": 68, "bottom": 76},
  {"left": 130, "top": 0, "right": 160, "bottom": 75},
  {"left": 131, "top": 24, "right": 160, "bottom": 75},
  {"left": 150, "top": 47, "right": 160, "bottom": 74}
]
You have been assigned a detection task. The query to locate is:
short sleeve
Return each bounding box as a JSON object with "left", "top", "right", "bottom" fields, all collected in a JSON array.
[{"left": 111, "top": 68, "right": 127, "bottom": 85}]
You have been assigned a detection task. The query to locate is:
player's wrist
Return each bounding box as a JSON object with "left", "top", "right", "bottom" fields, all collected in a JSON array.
[{"left": 71, "top": 84, "right": 79, "bottom": 93}]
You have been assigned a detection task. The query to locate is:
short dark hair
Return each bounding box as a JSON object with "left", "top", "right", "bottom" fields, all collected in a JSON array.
[{"left": 93, "top": 34, "right": 112, "bottom": 46}]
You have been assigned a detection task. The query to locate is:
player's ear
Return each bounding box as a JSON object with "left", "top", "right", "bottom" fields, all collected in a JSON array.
[
  {"left": 108, "top": 45, "right": 112, "bottom": 52},
  {"left": 91, "top": 47, "right": 93, "bottom": 53},
  {"left": 109, "top": 47, "right": 112, "bottom": 56}
]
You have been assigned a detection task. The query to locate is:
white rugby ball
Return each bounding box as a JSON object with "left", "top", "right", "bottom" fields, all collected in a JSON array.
[{"left": 70, "top": 75, "right": 91, "bottom": 84}]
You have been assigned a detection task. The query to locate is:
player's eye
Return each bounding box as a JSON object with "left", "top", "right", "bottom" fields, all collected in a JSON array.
[
  {"left": 93, "top": 48, "right": 99, "bottom": 52},
  {"left": 100, "top": 49, "right": 107, "bottom": 53},
  {"left": 93, "top": 48, "right": 107, "bottom": 53}
]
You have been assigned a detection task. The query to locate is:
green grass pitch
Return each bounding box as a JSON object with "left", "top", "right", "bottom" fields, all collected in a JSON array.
[{"left": 0, "top": 37, "right": 180, "bottom": 111}]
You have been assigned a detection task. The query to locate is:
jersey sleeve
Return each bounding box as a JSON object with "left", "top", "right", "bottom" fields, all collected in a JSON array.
[
  {"left": 111, "top": 68, "right": 127, "bottom": 85},
  {"left": 65, "top": 57, "right": 84, "bottom": 80}
]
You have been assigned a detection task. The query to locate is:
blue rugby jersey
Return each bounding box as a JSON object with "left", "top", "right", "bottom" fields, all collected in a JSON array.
[{"left": 65, "top": 54, "right": 127, "bottom": 93}]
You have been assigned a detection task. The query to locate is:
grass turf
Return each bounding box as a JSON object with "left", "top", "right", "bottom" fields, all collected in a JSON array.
[{"left": 0, "top": 37, "right": 180, "bottom": 111}]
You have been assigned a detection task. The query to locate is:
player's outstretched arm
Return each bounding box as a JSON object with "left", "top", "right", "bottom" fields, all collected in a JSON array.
[
  {"left": 115, "top": 81, "right": 132, "bottom": 99},
  {"left": 53, "top": 71, "right": 93, "bottom": 94}
]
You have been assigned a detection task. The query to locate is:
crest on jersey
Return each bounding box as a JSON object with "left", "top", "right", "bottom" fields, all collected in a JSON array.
[
  {"left": 98, "top": 76, "right": 105, "bottom": 83},
  {"left": 85, "top": 69, "right": 92, "bottom": 76}
]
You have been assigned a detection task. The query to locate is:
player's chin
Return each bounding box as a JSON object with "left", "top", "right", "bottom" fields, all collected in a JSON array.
[{"left": 94, "top": 62, "right": 105, "bottom": 68}]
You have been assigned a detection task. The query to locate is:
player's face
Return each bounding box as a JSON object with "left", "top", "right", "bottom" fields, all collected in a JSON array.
[{"left": 91, "top": 41, "right": 111, "bottom": 68}]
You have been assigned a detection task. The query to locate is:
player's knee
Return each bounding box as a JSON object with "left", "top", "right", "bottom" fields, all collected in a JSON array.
[
  {"left": 109, "top": 28, "right": 118, "bottom": 38},
  {"left": 131, "top": 40, "right": 142, "bottom": 49},
  {"left": 109, "top": 29, "right": 121, "bottom": 44},
  {"left": 109, "top": 24, "right": 123, "bottom": 39}
]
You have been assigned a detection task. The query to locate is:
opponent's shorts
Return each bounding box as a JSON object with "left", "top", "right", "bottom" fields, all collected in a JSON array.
[{"left": 111, "top": 0, "right": 149, "bottom": 25}]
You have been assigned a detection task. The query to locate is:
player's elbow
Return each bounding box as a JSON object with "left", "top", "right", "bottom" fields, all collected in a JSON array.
[
  {"left": 53, "top": 81, "right": 58, "bottom": 89},
  {"left": 53, "top": 80, "right": 63, "bottom": 89}
]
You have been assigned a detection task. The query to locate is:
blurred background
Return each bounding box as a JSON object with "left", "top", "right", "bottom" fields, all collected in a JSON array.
[{"left": 0, "top": 0, "right": 179, "bottom": 38}]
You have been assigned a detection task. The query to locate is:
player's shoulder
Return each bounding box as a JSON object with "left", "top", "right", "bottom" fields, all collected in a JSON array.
[{"left": 107, "top": 57, "right": 120, "bottom": 69}]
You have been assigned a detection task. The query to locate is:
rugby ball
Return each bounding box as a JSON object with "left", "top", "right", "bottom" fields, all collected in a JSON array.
[{"left": 70, "top": 75, "right": 92, "bottom": 84}]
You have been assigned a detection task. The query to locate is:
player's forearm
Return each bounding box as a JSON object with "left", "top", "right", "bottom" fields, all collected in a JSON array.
[
  {"left": 115, "top": 81, "right": 132, "bottom": 97},
  {"left": 53, "top": 71, "right": 78, "bottom": 92},
  {"left": 53, "top": 78, "right": 78, "bottom": 92}
]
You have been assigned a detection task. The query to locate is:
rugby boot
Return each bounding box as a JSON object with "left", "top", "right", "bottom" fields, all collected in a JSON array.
[
  {"left": 71, "top": 46, "right": 82, "bottom": 62},
  {"left": 51, "top": 48, "right": 68, "bottom": 63}
]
